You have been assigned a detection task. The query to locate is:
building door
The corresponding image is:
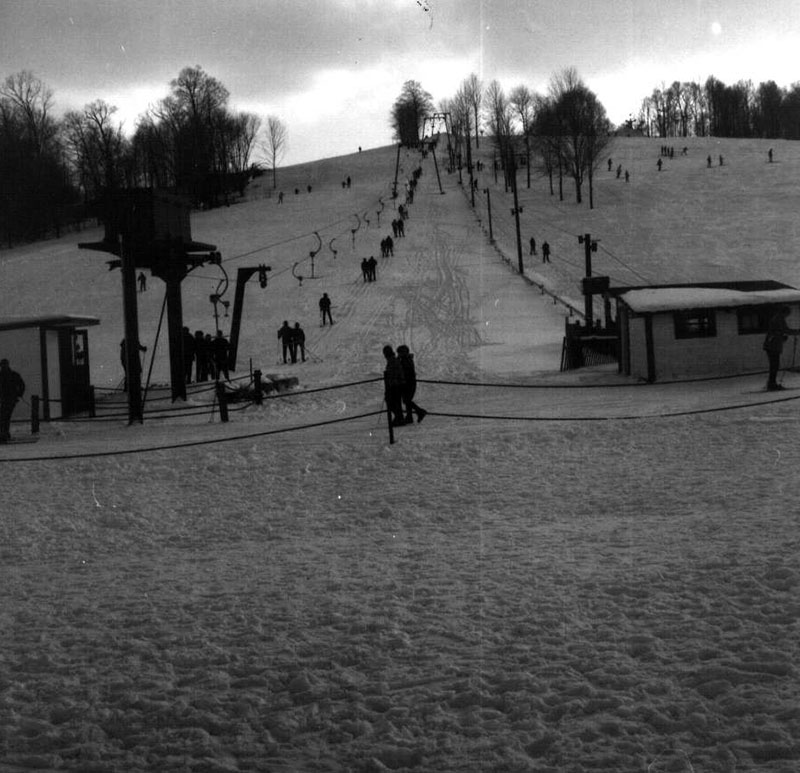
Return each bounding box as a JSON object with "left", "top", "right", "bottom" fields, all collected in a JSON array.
[{"left": 59, "top": 329, "right": 92, "bottom": 416}]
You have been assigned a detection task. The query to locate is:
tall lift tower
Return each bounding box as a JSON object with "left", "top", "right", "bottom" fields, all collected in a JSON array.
[{"left": 80, "top": 189, "right": 219, "bottom": 421}]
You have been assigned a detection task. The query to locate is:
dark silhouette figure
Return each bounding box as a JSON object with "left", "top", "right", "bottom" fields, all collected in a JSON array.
[
  {"left": 657, "top": 158, "right": 663, "bottom": 171},
  {"left": 763, "top": 306, "right": 799, "bottom": 391},
  {"left": 293, "top": 323, "right": 306, "bottom": 362},
  {"left": 320, "top": 293, "right": 333, "bottom": 326},
  {"left": 213, "top": 330, "right": 230, "bottom": 381},
  {"left": 607, "top": 158, "right": 613, "bottom": 171},
  {"left": 182, "top": 326, "right": 196, "bottom": 384},
  {"left": 278, "top": 320, "right": 294, "bottom": 363},
  {"left": 204, "top": 334, "right": 217, "bottom": 380},
  {"left": 138, "top": 272, "right": 147, "bottom": 292},
  {"left": 194, "top": 331, "right": 209, "bottom": 381},
  {"left": 529, "top": 237, "right": 536, "bottom": 255},
  {"left": 0, "top": 358, "right": 25, "bottom": 442},
  {"left": 769, "top": 148, "right": 774, "bottom": 163},
  {"left": 367, "top": 256, "right": 377, "bottom": 282},
  {"left": 383, "top": 345, "right": 406, "bottom": 427},
  {"left": 278, "top": 191, "right": 284, "bottom": 204},
  {"left": 120, "top": 338, "right": 147, "bottom": 391},
  {"left": 707, "top": 155, "right": 712, "bottom": 168},
  {"left": 397, "top": 345, "right": 427, "bottom": 424},
  {"left": 625, "top": 170, "right": 630, "bottom": 183},
  {"left": 361, "top": 258, "right": 370, "bottom": 282},
  {"left": 542, "top": 241, "right": 551, "bottom": 263}
]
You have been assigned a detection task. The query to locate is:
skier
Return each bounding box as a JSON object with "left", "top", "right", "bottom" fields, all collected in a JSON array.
[
  {"left": 397, "top": 345, "right": 427, "bottom": 424},
  {"left": 120, "top": 337, "right": 147, "bottom": 391},
  {"left": 278, "top": 320, "right": 294, "bottom": 363},
  {"left": 319, "top": 293, "right": 333, "bottom": 326},
  {"left": 213, "top": 330, "right": 231, "bottom": 381},
  {"left": 382, "top": 345, "right": 406, "bottom": 427},
  {"left": 763, "top": 306, "right": 799, "bottom": 391},
  {"left": 293, "top": 323, "right": 306, "bottom": 362},
  {"left": 0, "top": 358, "right": 25, "bottom": 442}
]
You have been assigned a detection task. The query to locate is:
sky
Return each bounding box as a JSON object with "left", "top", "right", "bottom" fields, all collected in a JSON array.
[{"left": 1, "top": 0, "right": 799, "bottom": 166}]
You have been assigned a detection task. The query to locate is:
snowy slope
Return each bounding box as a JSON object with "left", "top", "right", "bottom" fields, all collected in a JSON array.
[{"left": 1, "top": 140, "right": 799, "bottom": 772}]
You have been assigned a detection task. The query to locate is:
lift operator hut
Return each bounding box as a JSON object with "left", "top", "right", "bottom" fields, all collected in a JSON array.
[{"left": 614, "top": 280, "right": 800, "bottom": 382}]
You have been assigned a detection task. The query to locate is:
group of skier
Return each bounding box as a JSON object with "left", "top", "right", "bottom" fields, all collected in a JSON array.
[
  {"left": 277, "top": 321, "right": 307, "bottom": 364},
  {"left": 382, "top": 344, "right": 426, "bottom": 427}
]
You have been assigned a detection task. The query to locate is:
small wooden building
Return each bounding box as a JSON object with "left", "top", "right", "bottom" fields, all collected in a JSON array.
[
  {"left": 0, "top": 314, "right": 100, "bottom": 419},
  {"left": 614, "top": 281, "right": 800, "bottom": 382}
]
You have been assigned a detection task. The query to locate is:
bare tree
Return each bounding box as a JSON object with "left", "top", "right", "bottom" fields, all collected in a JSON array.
[
  {"left": 484, "top": 80, "right": 514, "bottom": 187},
  {"left": 549, "top": 68, "right": 612, "bottom": 207},
  {"left": 390, "top": 80, "right": 434, "bottom": 146},
  {"left": 0, "top": 70, "right": 56, "bottom": 154},
  {"left": 63, "top": 100, "right": 127, "bottom": 200},
  {"left": 263, "top": 115, "right": 287, "bottom": 189},
  {"left": 462, "top": 73, "right": 483, "bottom": 147},
  {"left": 509, "top": 84, "right": 535, "bottom": 187}
]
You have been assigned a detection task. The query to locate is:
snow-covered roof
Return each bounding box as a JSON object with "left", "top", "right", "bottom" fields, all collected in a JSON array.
[
  {"left": 0, "top": 314, "right": 100, "bottom": 332},
  {"left": 619, "top": 287, "right": 800, "bottom": 313}
]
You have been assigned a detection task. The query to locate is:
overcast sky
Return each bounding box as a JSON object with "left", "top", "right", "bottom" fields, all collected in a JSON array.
[{"left": 2, "top": 0, "right": 799, "bottom": 165}]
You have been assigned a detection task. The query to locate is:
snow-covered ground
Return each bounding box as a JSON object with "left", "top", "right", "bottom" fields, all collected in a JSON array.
[{"left": 1, "top": 138, "right": 799, "bottom": 771}]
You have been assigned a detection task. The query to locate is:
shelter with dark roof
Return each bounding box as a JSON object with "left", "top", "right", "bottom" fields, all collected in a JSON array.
[
  {"left": 613, "top": 281, "right": 800, "bottom": 382},
  {"left": 0, "top": 314, "right": 100, "bottom": 419}
]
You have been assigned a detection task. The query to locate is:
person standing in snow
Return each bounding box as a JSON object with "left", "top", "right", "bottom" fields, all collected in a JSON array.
[
  {"left": 0, "top": 358, "right": 25, "bottom": 442},
  {"left": 213, "top": 330, "right": 230, "bottom": 381},
  {"left": 319, "top": 293, "right": 333, "bottom": 326},
  {"left": 278, "top": 320, "right": 294, "bottom": 364},
  {"left": 396, "top": 345, "right": 427, "bottom": 424},
  {"left": 120, "top": 337, "right": 147, "bottom": 391},
  {"left": 763, "top": 306, "right": 799, "bottom": 391},
  {"left": 293, "top": 323, "right": 306, "bottom": 363},
  {"left": 542, "top": 241, "right": 551, "bottom": 263},
  {"left": 382, "top": 345, "right": 406, "bottom": 427}
]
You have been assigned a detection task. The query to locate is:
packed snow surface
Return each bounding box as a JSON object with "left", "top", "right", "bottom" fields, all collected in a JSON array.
[{"left": 1, "top": 138, "right": 799, "bottom": 771}]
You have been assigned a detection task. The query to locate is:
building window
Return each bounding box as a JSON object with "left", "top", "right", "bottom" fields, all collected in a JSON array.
[
  {"left": 674, "top": 309, "right": 716, "bottom": 339},
  {"left": 737, "top": 306, "right": 772, "bottom": 335}
]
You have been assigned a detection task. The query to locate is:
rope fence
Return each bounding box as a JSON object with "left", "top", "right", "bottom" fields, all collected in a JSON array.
[{"left": 4, "top": 368, "right": 800, "bottom": 463}]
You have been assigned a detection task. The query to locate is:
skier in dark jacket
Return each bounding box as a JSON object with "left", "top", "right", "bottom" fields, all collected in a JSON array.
[
  {"left": 292, "top": 323, "right": 306, "bottom": 362},
  {"left": 278, "top": 320, "right": 294, "bottom": 363},
  {"left": 0, "top": 358, "right": 25, "bottom": 442},
  {"left": 396, "top": 345, "right": 427, "bottom": 423},
  {"left": 382, "top": 345, "right": 406, "bottom": 426},
  {"left": 763, "top": 306, "right": 799, "bottom": 391},
  {"left": 213, "top": 330, "right": 230, "bottom": 381}
]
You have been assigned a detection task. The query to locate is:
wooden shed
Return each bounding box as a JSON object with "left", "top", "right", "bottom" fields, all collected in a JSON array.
[
  {"left": 614, "top": 281, "right": 800, "bottom": 382},
  {"left": 0, "top": 314, "right": 100, "bottom": 419}
]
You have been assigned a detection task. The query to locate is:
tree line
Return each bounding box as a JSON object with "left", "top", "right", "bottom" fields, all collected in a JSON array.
[
  {"left": 0, "top": 67, "right": 287, "bottom": 248},
  {"left": 632, "top": 77, "right": 800, "bottom": 139},
  {"left": 390, "top": 67, "right": 612, "bottom": 209}
]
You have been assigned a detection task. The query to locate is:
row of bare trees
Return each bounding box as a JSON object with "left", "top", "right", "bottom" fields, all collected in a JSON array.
[
  {"left": 0, "top": 67, "right": 288, "bottom": 248},
  {"left": 634, "top": 77, "right": 800, "bottom": 139},
  {"left": 422, "top": 68, "right": 612, "bottom": 208}
]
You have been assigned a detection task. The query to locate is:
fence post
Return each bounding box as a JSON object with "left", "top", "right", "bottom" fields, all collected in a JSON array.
[
  {"left": 31, "top": 395, "right": 40, "bottom": 435},
  {"left": 253, "top": 369, "right": 263, "bottom": 405},
  {"left": 216, "top": 382, "right": 229, "bottom": 423},
  {"left": 89, "top": 385, "right": 96, "bottom": 418}
]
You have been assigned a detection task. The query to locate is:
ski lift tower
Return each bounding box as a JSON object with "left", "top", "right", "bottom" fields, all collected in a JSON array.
[
  {"left": 427, "top": 112, "right": 455, "bottom": 171},
  {"left": 80, "top": 189, "right": 219, "bottom": 417}
]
